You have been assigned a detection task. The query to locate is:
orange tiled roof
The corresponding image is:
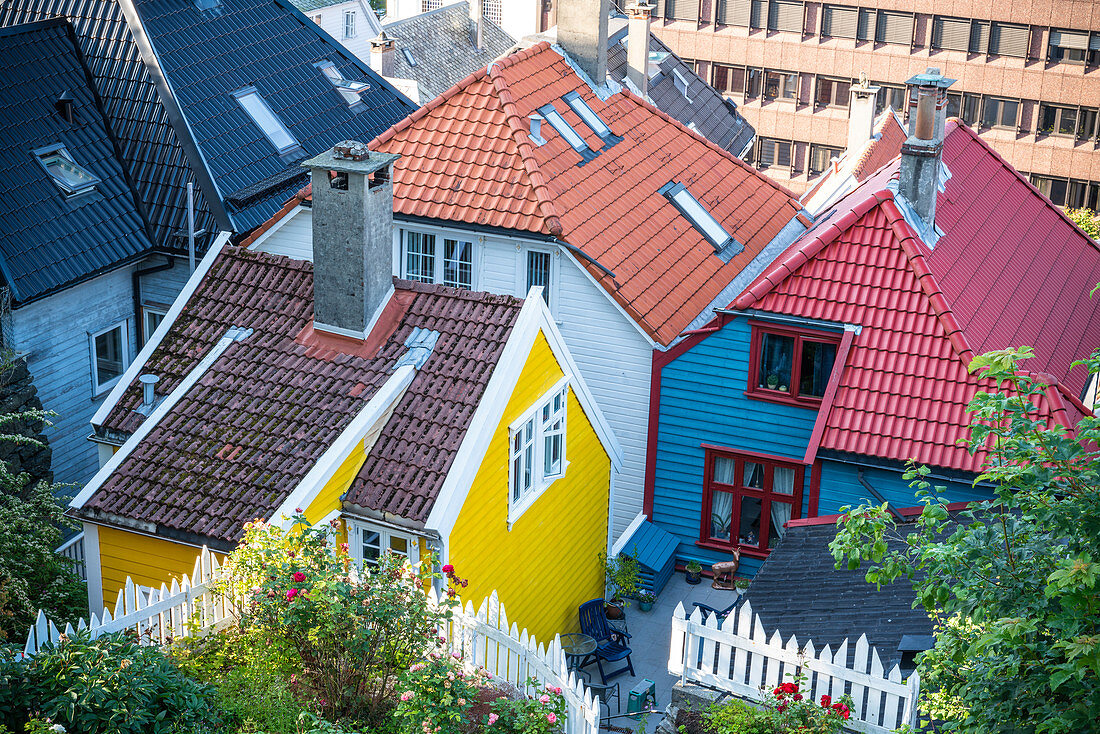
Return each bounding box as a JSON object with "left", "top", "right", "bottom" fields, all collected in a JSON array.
[
  {"left": 370, "top": 42, "right": 802, "bottom": 345},
  {"left": 850, "top": 110, "right": 907, "bottom": 181}
]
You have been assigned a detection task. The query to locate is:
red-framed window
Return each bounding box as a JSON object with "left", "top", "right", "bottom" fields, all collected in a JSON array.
[
  {"left": 699, "top": 446, "right": 804, "bottom": 558},
  {"left": 746, "top": 322, "right": 840, "bottom": 407}
]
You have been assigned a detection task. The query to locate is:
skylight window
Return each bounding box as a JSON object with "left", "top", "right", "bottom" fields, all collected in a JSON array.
[
  {"left": 402, "top": 48, "right": 417, "bottom": 67},
  {"left": 537, "top": 103, "right": 592, "bottom": 157},
  {"left": 232, "top": 87, "right": 300, "bottom": 155},
  {"left": 563, "top": 91, "right": 613, "bottom": 139},
  {"left": 35, "top": 144, "right": 99, "bottom": 196},
  {"left": 659, "top": 182, "right": 742, "bottom": 258},
  {"left": 315, "top": 61, "right": 369, "bottom": 107}
]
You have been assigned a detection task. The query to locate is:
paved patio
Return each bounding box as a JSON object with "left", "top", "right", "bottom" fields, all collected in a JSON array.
[{"left": 576, "top": 572, "right": 743, "bottom": 733}]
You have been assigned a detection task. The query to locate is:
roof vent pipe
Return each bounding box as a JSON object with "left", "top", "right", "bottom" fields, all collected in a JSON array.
[
  {"left": 470, "top": 0, "right": 484, "bottom": 51},
  {"left": 139, "top": 374, "right": 159, "bottom": 409},
  {"left": 55, "top": 91, "right": 75, "bottom": 124}
]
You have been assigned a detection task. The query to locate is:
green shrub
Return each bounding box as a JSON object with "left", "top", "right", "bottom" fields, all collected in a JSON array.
[
  {"left": 703, "top": 698, "right": 772, "bottom": 734},
  {"left": 392, "top": 653, "right": 486, "bottom": 734},
  {"left": 485, "top": 680, "right": 567, "bottom": 734},
  {"left": 6, "top": 631, "right": 219, "bottom": 734}
]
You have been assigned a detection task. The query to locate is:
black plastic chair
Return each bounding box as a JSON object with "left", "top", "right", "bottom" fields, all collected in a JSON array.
[
  {"left": 692, "top": 595, "right": 745, "bottom": 623},
  {"left": 578, "top": 598, "right": 635, "bottom": 684}
]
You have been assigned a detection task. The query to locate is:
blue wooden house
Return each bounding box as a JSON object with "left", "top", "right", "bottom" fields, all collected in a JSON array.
[{"left": 635, "top": 108, "right": 1100, "bottom": 578}]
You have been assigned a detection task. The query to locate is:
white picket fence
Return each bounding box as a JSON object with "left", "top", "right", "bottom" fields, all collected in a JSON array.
[
  {"left": 23, "top": 546, "right": 229, "bottom": 658},
  {"left": 668, "top": 600, "right": 919, "bottom": 734},
  {"left": 22, "top": 549, "right": 601, "bottom": 734}
]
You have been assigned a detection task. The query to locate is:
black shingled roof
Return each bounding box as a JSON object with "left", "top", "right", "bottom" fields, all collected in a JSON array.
[
  {"left": 744, "top": 520, "right": 932, "bottom": 672},
  {"left": 0, "top": 0, "right": 416, "bottom": 239},
  {"left": 607, "top": 17, "right": 755, "bottom": 159},
  {"left": 0, "top": 19, "right": 155, "bottom": 304}
]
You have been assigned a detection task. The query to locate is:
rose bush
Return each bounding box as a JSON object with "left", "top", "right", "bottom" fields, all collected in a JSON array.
[
  {"left": 393, "top": 652, "right": 487, "bottom": 734},
  {"left": 485, "top": 680, "right": 566, "bottom": 734},
  {"left": 703, "top": 676, "right": 852, "bottom": 734}
]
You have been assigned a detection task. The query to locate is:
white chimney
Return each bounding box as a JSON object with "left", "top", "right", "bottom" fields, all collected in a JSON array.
[
  {"left": 370, "top": 31, "right": 395, "bottom": 77},
  {"left": 558, "top": 0, "right": 610, "bottom": 84},
  {"left": 302, "top": 141, "right": 400, "bottom": 338},
  {"left": 470, "top": 0, "right": 484, "bottom": 51},
  {"left": 847, "top": 73, "right": 879, "bottom": 154},
  {"left": 626, "top": 1, "right": 653, "bottom": 98}
]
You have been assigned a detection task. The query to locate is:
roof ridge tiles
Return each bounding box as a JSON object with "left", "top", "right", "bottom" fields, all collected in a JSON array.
[
  {"left": 880, "top": 198, "right": 974, "bottom": 369},
  {"left": 486, "top": 53, "right": 564, "bottom": 238}
]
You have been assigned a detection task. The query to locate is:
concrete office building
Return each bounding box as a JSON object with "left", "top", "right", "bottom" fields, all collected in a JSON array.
[{"left": 643, "top": 0, "right": 1100, "bottom": 204}]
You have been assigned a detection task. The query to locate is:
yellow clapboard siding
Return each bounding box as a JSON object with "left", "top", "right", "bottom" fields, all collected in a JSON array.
[
  {"left": 95, "top": 524, "right": 221, "bottom": 609},
  {"left": 449, "top": 332, "right": 610, "bottom": 644},
  {"left": 305, "top": 441, "right": 365, "bottom": 524}
]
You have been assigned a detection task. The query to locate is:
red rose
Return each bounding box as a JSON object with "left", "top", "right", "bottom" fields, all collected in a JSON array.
[
  {"left": 292, "top": 571, "right": 306, "bottom": 582},
  {"left": 792, "top": 693, "right": 803, "bottom": 701},
  {"left": 820, "top": 695, "right": 831, "bottom": 707},
  {"left": 773, "top": 687, "right": 783, "bottom": 696},
  {"left": 442, "top": 564, "right": 454, "bottom": 573},
  {"left": 776, "top": 703, "right": 787, "bottom": 713}
]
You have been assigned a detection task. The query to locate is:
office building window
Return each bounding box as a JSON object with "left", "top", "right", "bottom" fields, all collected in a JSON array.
[
  {"left": 821, "top": 4, "right": 856, "bottom": 38},
  {"left": 713, "top": 64, "right": 747, "bottom": 95},
  {"left": 763, "top": 70, "right": 798, "bottom": 100},
  {"left": 980, "top": 97, "right": 1019, "bottom": 129},
  {"left": 1031, "top": 175, "right": 1100, "bottom": 210},
  {"left": 767, "top": 0, "right": 802, "bottom": 33},
  {"left": 875, "top": 83, "right": 905, "bottom": 114},
  {"left": 816, "top": 76, "right": 850, "bottom": 107},
  {"left": 1048, "top": 30, "right": 1099, "bottom": 65},
  {"left": 756, "top": 138, "right": 792, "bottom": 168},
  {"left": 932, "top": 16, "right": 971, "bottom": 51},
  {"left": 1038, "top": 104, "right": 1099, "bottom": 139},
  {"left": 663, "top": 0, "right": 701, "bottom": 21},
  {"left": 809, "top": 144, "right": 842, "bottom": 174},
  {"left": 856, "top": 9, "right": 912, "bottom": 46}
]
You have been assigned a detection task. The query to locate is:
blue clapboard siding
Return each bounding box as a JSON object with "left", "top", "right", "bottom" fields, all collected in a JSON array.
[
  {"left": 816, "top": 460, "right": 994, "bottom": 515},
  {"left": 653, "top": 316, "right": 820, "bottom": 577}
]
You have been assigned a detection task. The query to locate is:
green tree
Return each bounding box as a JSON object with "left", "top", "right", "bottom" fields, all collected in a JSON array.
[
  {"left": 830, "top": 346, "right": 1100, "bottom": 733},
  {"left": 0, "top": 408, "right": 86, "bottom": 642},
  {"left": 1066, "top": 208, "right": 1100, "bottom": 240}
]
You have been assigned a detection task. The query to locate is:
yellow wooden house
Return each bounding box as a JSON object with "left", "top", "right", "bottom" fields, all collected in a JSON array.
[{"left": 73, "top": 175, "right": 621, "bottom": 644}]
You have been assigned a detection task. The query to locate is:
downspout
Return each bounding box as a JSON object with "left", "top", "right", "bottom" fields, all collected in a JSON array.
[
  {"left": 132, "top": 256, "right": 175, "bottom": 346},
  {"left": 857, "top": 469, "right": 907, "bottom": 522}
]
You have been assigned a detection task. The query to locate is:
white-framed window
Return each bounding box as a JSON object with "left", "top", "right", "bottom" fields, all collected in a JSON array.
[
  {"left": 91, "top": 321, "right": 129, "bottom": 395},
  {"left": 400, "top": 229, "right": 474, "bottom": 289},
  {"left": 232, "top": 87, "right": 300, "bottom": 155},
  {"left": 315, "top": 60, "right": 370, "bottom": 107},
  {"left": 344, "top": 10, "right": 356, "bottom": 38},
  {"left": 142, "top": 305, "right": 168, "bottom": 345},
  {"left": 508, "top": 377, "right": 569, "bottom": 524},
  {"left": 673, "top": 68, "right": 693, "bottom": 102},
  {"left": 312, "top": 13, "right": 321, "bottom": 24},
  {"left": 346, "top": 519, "right": 419, "bottom": 569},
  {"left": 526, "top": 250, "right": 552, "bottom": 304},
  {"left": 34, "top": 144, "right": 100, "bottom": 197}
]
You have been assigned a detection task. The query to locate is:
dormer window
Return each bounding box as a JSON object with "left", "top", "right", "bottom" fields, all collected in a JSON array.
[
  {"left": 659, "top": 181, "right": 742, "bottom": 259},
  {"left": 315, "top": 61, "right": 369, "bottom": 108},
  {"left": 35, "top": 144, "right": 99, "bottom": 197},
  {"left": 232, "top": 87, "right": 301, "bottom": 156}
]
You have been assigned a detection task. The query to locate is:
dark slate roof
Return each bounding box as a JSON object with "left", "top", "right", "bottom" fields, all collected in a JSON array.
[
  {"left": 0, "top": 0, "right": 217, "bottom": 252},
  {"left": 0, "top": 19, "right": 154, "bottom": 304},
  {"left": 1, "top": 0, "right": 416, "bottom": 238},
  {"left": 83, "top": 246, "right": 522, "bottom": 544},
  {"left": 607, "top": 17, "right": 755, "bottom": 159},
  {"left": 744, "top": 521, "right": 932, "bottom": 672},
  {"left": 383, "top": 1, "right": 516, "bottom": 103}
]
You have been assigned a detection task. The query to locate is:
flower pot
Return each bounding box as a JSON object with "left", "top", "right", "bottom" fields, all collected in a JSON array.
[
  {"left": 685, "top": 569, "right": 702, "bottom": 585},
  {"left": 605, "top": 600, "right": 625, "bottom": 619},
  {"left": 638, "top": 600, "right": 654, "bottom": 612}
]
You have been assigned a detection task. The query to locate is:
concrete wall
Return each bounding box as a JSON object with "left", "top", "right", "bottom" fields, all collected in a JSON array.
[{"left": 10, "top": 259, "right": 190, "bottom": 486}]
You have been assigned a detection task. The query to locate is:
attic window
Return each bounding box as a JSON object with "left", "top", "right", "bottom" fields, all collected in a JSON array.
[
  {"left": 315, "top": 61, "right": 369, "bottom": 108},
  {"left": 35, "top": 144, "right": 99, "bottom": 196},
  {"left": 402, "top": 48, "right": 417, "bottom": 67},
  {"left": 673, "top": 69, "right": 693, "bottom": 102},
  {"left": 232, "top": 87, "right": 301, "bottom": 155},
  {"left": 659, "top": 181, "right": 741, "bottom": 258},
  {"left": 194, "top": 0, "right": 222, "bottom": 12},
  {"left": 537, "top": 103, "right": 596, "bottom": 162},
  {"left": 563, "top": 91, "right": 622, "bottom": 148}
]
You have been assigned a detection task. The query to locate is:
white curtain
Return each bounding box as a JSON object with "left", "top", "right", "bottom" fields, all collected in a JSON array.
[
  {"left": 769, "top": 466, "right": 796, "bottom": 545},
  {"left": 711, "top": 492, "right": 733, "bottom": 540}
]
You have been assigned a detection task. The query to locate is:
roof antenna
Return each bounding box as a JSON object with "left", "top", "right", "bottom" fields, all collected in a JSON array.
[{"left": 55, "top": 91, "right": 74, "bottom": 124}]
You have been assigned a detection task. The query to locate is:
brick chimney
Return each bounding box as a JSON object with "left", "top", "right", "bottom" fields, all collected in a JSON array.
[
  {"left": 370, "top": 31, "right": 395, "bottom": 77},
  {"left": 626, "top": 1, "right": 652, "bottom": 98},
  {"left": 558, "top": 0, "right": 610, "bottom": 84},
  {"left": 302, "top": 141, "right": 400, "bottom": 338},
  {"left": 846, "top": 73, "right": 879, "bottom": 154},
  {"left": 898, "top": 68, "right": 954, "bottom": 232},
  {"left": 470, "top": 0, "right": 484, "bottom": 51}
]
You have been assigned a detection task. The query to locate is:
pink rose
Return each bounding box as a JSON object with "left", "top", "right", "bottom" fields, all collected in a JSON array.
[
  {"left": 400, "top": 690, "right": 415, "bottom": 701},
  {"left": 292, "top": 571, "right": 306, "bottom": 582},
  {"left": 547, "top": 712, "right": 557, "bottom": 724},
  {"left": 539, "top": 694, "right": 550, "bottom": 704},
  {"left": 554, "top": 687, "right": 562, "bottom": 695},
  {"left": 487, "top": 713, "right": 499, "bottom": 725},
  {"left": 285, "top": 588, "right": 298, "bottom": 600}
]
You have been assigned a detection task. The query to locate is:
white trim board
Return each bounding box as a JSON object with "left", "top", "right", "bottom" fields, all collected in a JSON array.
[
  {"left": 91, "top": 233, "right": 232, "bottom": 427},
  {"left": 72, "top": 326, "right": 252, "bottom": 510},
  {"left": 245, "top": 204, "right": 306, "bottom": 252}
]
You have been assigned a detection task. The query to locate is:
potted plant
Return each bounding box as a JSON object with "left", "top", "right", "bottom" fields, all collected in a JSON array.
[
  {"left": 685, "top": 560, "right": 703, "bottom": 585},
  {"left": 766, "top": 372, "right": 779, "bottom": 390},
  {"left": 600, "top": 550, "right": 640, "bottom": 615},
  {"left": 636, "top": 590, "right": 656, "bottom": 612}
]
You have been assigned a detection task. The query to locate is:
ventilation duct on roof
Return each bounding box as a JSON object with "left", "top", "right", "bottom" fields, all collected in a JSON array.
[{"left": 54, "top": 91, "right": 74, "bottom": 124}]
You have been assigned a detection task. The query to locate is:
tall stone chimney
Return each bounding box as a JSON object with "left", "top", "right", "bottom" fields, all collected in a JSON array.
[
  {"left": 626, "top": 1, "right": 652, "bottom": 98},
  {"left": 898, "top": 68, "right": 954, "bottom": 232},
  {"left": 470, "top": 0, "right": 484, "bottom": 51},
  {"left": 558, "top": 0, "right": 610, "bottom": 84},
  {"left": 846, "top": 73, "right": 879, "bottom": 153},
  {"left": 302, "top": 141, "right": 400, "bottom": 338},
  {"left": 370, "top": 31, "right": 395, "bottom": 77}
]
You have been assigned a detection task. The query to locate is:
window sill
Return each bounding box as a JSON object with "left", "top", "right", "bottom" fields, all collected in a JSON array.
[
  {"left": 507, "top": 463, "right": 568, "bottom": 530},
  {"left": 694, "top": 539, "right": 770, "bottom": 560},
  {"left": 743, "top": 388, "right": 823, "bottom": 409},
  {"left": 92, "top": 377, "right": 123, "bottom": 399}
]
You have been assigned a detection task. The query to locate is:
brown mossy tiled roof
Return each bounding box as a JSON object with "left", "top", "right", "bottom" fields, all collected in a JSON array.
[{"left": 84, "top": 246, "right": 522, "bottom": 544}]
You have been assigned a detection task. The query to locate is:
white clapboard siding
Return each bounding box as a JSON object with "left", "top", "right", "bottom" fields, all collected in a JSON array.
[
  {"left": 56, "top": 532, "right": 87, "bottom": 582},
  {"left": 23, "top": 554, "right": 600, "bottom": 733},
  {"left": 668, "top": 600, "right": 920, "bottom": 734}
]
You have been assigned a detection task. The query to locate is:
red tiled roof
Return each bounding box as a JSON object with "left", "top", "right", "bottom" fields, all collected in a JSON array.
[
  {"left": 734, "top": 123, "right": 1100, "bottom": 473},
  {"left": 369, "top": 42, "right": 802, "bottom": 345},
  {"left": 850, "top": 111, "right": 906, "bottom": 181},
  {"left": 85, "top": 246, "right": 522, "bottom": 543}
]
